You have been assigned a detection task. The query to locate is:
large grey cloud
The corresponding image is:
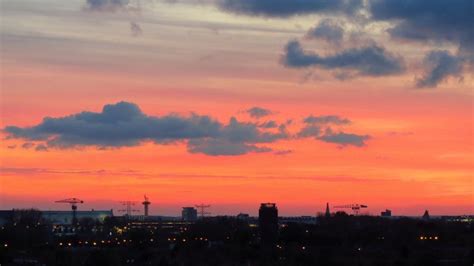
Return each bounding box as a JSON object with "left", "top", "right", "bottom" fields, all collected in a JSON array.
[
  {"left": 4, "top": 102, "right": 289, "bottom": 156},
  {"left": 4, "top": 102, "right": 372, "bottom": 154},
  {"left": 416, "top": 50, "right": 464, "bottom": 88},
  {"left": 369, "top": 0, "right": 474, "bottom": 56},
  {"left": 216, "top": 0, "right": 363, "bottom": 17},
  {"left": 5, "top": 102, "right": 221, "bottom": 148},
  {"left": 282, "top": 40, "right": 405, "bottom": 77}
]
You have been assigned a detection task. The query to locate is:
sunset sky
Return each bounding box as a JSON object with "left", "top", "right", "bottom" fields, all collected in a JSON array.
[{"left": 1, "top": 0, "right": 473, "bottom": 216}]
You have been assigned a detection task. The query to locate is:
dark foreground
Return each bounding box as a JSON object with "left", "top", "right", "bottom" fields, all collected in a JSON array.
[{"left": 0, "top": 212, "right": 472, "bottom": 266}]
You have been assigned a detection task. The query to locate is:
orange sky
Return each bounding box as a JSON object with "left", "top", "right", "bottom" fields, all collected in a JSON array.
[{"left": 1, "top": 0, "right": 473, "bottom": 216}]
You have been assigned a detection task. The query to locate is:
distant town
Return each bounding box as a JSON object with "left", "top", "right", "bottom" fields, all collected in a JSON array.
[{"left": 0, "top": 196, "right": 472, "bottom": 265}]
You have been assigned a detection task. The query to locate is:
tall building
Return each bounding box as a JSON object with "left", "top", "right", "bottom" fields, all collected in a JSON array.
[
  {"left": 182, "top": 207, "right": 198, "bottom": 221},
  {"left": 258, "top": 203, "right": 278, "bottom": 244}
]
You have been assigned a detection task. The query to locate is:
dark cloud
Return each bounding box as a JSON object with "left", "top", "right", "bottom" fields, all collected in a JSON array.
[
  {"left": 4, "top": 102, "right": 287, "bottom": 156},
  {"left": 4, "top": 102, "right": 372, "bottom": 154},
  {"left": 217, "top": 0, "right": 363, "bottom": 17},
  {"left": 259, "top": 121, "right": 278, "bottom": 128},
  {"left": 86, "top": 0, "right": 130, "bottom": 12},
  {"left": 187, "top": 118, "right": 289, "bottom": 155},
  {"left": 246, "top": 107, "right": 272, "bottom": 118},
  {"left": 5, "top": 102, "right": 221, "bottom": 148},
  {"left": 318, "top": 129, "right": 370, "bottom": 147},
  {"left": 297, "top": 115, "right": 369, "bottom": 147},
  {"left": 416, "top": 50, "right": 464, "bottom": 88},
  {"left": 282, "top": 40, "right": 405, "bottom": 77},
  {"left": 306, "top": 19, "right": 344, "bottom": 45},
  {"left": 304, "top": 115, "right": 350, "bottom": 125},
  {"left": 369, "top": 0, "right": 474, "bottom": 55},
  {"left": 297, "top": 125, "right": 321, "bottom": 138}
]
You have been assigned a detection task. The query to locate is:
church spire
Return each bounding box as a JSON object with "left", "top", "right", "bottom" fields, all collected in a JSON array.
[{"left": 325, "top": 202, "right": 331, "bottom": 218}]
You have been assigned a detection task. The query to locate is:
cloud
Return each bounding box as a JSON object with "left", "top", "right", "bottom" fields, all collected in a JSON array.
[
  {"left": 318, "top": 129, "right": 370, "bottom": 147},
  {"left": 246, "top": 107, "right": 272, "bottom": 118},
  {"left": 216, "top": 0, "right": 363, "bottom": 17},
  {"left": 86, "top": 0, "right": 130, "bottom": 12},
  {"left": 306, "top": 19, "right": 344, "bottom": 45},
  {"left": 187, "top": 118, "right": 289, "bottom": 155},
  {"left": 4, "top": 102, "right": 372, "bottom": 154},
  {"left": 416, "top": 50, "right": 464, "bottom": 88},
  {"left": 369, "top": 0, "right": 474, "bottom": 56},
  {"left": 4, "top": 102, "right": 288, "bottom": 156},
  {"left": 297, "top": 125, "right": 321, "bottom": 138},
  {"left": 5, "top": 102, "right": 222, "bottom": 148},
  {"left": 282, "top": 40, "right": 405, "bottom": 77},
  {"left": 259, "top": 121, "right": 278, "bottom": 128},
  {"left": 304, "top": 115, "right": 350, "bottom": 125},
  {"left": 297, "top": 115, "right": 369, "bottom": 147}
]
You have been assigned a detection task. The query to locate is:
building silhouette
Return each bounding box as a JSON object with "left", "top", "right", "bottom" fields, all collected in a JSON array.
[
  {"left": 258, "top": 203, "right": 278, "bottom": 244},
  {"left": 325, "top": 202, "right": 331, "bottom": 218},
  {"left": 182, "top": 207, "right": 198, "bottom": 221},
  {"left": 381, "top": 209, "right": 392, "bottom": 217},
  {"left": 422, "top": 210, "right": 430, "bottom": 220}
]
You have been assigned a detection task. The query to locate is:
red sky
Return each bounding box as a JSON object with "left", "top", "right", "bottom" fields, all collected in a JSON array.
[{"left": 1, "top": 0, "right": 472, "bottom": 216}]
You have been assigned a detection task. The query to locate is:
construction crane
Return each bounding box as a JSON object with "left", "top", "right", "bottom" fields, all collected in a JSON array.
[
  {"left": 142, "top": 195, "right": 151, "bottom": 217},
  {"left": 195, "top": 204, "right": 211, "bottom": 218},
  {"left": 55, "top": 198, "right": 84, "bottom": 225},
  {"left": 119, "top": 201, "right": 140, "bottom": 217},
  {"left": 334, "top": 204, "right": 368, "bottom": 215}
]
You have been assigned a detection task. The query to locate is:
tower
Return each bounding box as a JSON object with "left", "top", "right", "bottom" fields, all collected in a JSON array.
[
  {"left": 258, "top": 203, "right": 278, "bottom": 244},
  {"left": 325, "top": 202, "right": 331, "bottom": 218},
  {"left": 142, "top": 195, "right": 151, "bottom": 217}
]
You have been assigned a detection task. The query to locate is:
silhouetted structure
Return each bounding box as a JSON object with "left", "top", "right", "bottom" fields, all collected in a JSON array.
[
  {"left": 119, "top": 201, "right": 139, "bottom": 217},
  {"left": 423, "top": 210, "right": 430, "bottom": 220},
  {"left": 325, "top": 202, "right": 331, "bottom": 218},
  {"left": 381, "top": 209, "right": 392, "bottom": 217},
  {"left": 142, "top": 195, "right": 151, "bottom": 217},
  {"left": 258, "top": 203, "right": 278, "bottom": 244},
  {"left": 334, "top": 203, "right": 368, "bottom": 215},
  {"left": 182, "top": 207, "right": 198, "bottom": 221},
  {"left": 195, "top": 204, "right": 211, "bottom": 218},
  {"left": 0, "top": 208, "right": 473, "bottom": 266},
  {"left": 55, "top": 198, "right": 84, "bottom": 225}
]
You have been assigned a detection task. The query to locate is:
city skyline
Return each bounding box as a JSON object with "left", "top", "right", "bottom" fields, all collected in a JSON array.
[{"left": 1, "top": 0, "right": 473, "bottom": 216}]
